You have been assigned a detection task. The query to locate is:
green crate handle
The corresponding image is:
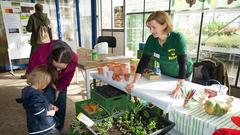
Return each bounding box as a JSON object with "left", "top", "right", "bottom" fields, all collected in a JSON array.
[{"left": 113, "top": 97, "right": 121, "bottom": 100}]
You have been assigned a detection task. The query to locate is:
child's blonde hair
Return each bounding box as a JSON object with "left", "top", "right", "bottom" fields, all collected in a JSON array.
[{"left": 27, "top": 66, "right": 51, "bottom": 89}]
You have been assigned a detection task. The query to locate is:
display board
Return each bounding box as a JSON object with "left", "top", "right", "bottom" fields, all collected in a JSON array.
[{"left": 0, "top": 1, "right": 49, "bottom": 60}]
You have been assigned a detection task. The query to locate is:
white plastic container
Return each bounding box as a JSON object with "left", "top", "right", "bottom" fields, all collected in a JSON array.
[
  {"left": 211, "top": 84, "right": 228, "bottom": 95},
  {"left": 204, "top": 84, "right": 228, "bottom": 98},
  {"left": 94, "top": 42, "right": 108, "bottom": 54}
]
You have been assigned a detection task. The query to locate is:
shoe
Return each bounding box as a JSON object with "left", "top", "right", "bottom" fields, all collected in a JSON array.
[
  {"left": 20, "top": 74, "right": 27, "bottom": 79},
  {"left": 59, "top": 127, "right": 70, "bottom": 135},
  {"left": 15, "top": 98, "right": 23, "bottom": 103}
]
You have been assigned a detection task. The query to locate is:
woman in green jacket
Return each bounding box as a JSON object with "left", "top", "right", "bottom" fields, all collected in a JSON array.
[{"left": 126, "top": 11, "right": 193, "bottom": 98}]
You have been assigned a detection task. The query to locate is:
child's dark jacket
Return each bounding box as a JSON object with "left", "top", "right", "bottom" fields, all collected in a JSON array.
[{"left": 21, "top": 86, "right": 56, "bottom": 134}]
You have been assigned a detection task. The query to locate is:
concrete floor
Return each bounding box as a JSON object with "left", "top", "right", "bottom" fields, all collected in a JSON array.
[{"left": 0, "top": 69, "right": 86, "bottom": 135}]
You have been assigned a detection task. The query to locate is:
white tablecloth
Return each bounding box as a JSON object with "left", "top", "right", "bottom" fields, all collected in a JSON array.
[
  {"left": 169, "top": 97, "right": 240, "bottom": 135},
  {"left": 91, "top": 73, "right": 205, "bottom": 113},
  {"left": 91, "top": 73, "right": 240, "bottom": 134}
]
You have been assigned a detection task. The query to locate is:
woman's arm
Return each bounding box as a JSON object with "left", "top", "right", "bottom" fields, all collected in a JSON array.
[
  {"left": 170, "top": 33, "right": 188, "bottom": 98},
  {"left": 177, "top": 54, "right": 187, "bottom": 79},
  {"left": 125, "top": 54, "right": 151, "bottom": 93}
]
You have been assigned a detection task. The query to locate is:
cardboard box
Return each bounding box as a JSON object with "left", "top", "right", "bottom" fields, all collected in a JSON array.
[{"left": 143, "top": 73, "right": 160, "bottom": 80}]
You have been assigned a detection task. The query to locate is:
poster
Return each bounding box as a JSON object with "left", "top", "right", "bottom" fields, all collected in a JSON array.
[{"left": 0, "top": 1, "right": 49, "bottom": 60}]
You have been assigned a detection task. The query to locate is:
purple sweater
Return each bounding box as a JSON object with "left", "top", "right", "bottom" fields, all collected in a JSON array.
[{"left": 27, "top": 41, "right": 78, "bottom": 91}]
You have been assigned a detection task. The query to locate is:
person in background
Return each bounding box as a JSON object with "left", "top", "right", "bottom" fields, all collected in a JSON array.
[
  {"left": 126, "top": 11, "right": 193, "bottom": 98},
  {"left": 27, "top": 40, "right": 78, "bottom": 131},
  {"left": 21, "top": 3, "right": 52, "bottom": 79},
  {"left": 21, "top": 66, "right": 59, "bottom": 135}
]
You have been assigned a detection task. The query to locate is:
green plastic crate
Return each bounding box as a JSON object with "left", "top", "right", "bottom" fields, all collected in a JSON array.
[
  {"left": 75, "top": 99, "right": 109, "bottom": 121},
  {"left": 91, "top": 85, "right": 131, "bottom": 113}
]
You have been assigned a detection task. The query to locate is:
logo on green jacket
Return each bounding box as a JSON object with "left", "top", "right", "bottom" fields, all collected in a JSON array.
[{"left": 168, "top": 49, "right": 177, "bottom": 60}]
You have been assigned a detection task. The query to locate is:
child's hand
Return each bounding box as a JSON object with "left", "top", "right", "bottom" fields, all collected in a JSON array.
[
  {"left": 50, "top": 104, "right": 58, "bottom": 111},
  {"left": 47, "top": 110, "right": 56, "bottom": 116}
]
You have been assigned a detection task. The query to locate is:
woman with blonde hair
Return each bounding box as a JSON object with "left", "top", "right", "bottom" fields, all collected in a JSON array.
[
  {"left": 21, "top": 66, "right": 59, "bottom": 135},
  {"left": 126, "top": 11, "right": 193, "bottom": 98}
]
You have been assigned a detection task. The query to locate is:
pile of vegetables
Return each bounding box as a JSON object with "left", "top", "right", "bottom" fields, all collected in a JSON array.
[{"left": 203, "top": 96, "right": 233, "bottom": 116}]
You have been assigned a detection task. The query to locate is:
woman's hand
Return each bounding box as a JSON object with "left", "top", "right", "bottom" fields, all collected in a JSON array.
[
  {"left": 125, "top": 82, "right": 136, "bottom": 94},
  {"left": 170, "top": 86, "right": 182, "bottom": 99},
  {"left": 170, "top": 79, "right": 185, "bottom": 99},
  {"left": 125, "top": 73, "right": 141, "bottom": 94}
]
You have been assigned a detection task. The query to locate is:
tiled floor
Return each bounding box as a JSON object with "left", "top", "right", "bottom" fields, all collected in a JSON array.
[{"left": 0, "top": 69, "right": 87, "bottom": 135}]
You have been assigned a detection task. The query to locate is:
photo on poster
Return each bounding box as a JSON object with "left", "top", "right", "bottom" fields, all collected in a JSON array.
[
  {"left": 8, "top": 28, "right": 19, "bottom": 33},
  {"left": 4, "top": 9, "right": 13, "bottom": 13},
  {"left": 11, "top": 2, "right": 21, "bottom": 13},
  {"left": 21, "top": 6, "right": 34, "bottom": 13},
  {"left": 20, "top": 13, "right": 30, "bottom": 26}
]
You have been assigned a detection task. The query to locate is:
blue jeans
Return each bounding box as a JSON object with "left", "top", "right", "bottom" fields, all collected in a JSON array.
[{"left": 43, "top": 87, "right": 67, "bottom": 130}]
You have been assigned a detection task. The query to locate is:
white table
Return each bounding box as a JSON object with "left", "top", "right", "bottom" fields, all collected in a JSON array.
[
  {"left": 91, "top": 73, "right": 205, "bottom": 113},
  {"left": 77, "top": 48, "right": 130, "bottom": 98}
]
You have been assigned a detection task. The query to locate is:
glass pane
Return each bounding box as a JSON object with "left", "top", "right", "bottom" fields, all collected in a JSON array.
[
  {"left": 171, "top": 0, "right": 205, "bottom": 11},
  {"left": 143, "top": 13, "right": 152, "bottom": 42},
  {"left": 59, "top": 1, "right": 77, "bottom": 51},
  {"left": 102, "top": 0, "right": 111, "bottom": 29},
  {"left": 13, "top": 0, "right": 31, "bottom": 2},
  {"left": 200, "top": 11, "right": 240, "bottom": 85},
  {"left": 113, "top": 32, "right": 124, "bottom": 55},
  {"left": 80, "top": 0, "right": 92, "bottom": 49},
  {"left": 204, "top": 0, "right": 240, "bottom": 9},
  {"left": 113, "top": 0, "right": 123, "bottom": 29},
  {"left": 172, "top": 12, "right": 202, "bottom": 62},
  {"left": 48, "top": 3, "right": 58, "bottom": 40},
  {"left": 145, "top": 0, "right": 169, "bottom": 12},
  {"left": 126, "top": 14, "right": 143, "bottom": 57},
  {"left": 125, "top": 0, "right": 144, "bottom": 13}
]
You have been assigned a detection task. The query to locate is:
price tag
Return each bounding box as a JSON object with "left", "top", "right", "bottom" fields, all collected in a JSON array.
[{"left": 76, "top": 112, "right": 94, "bottom": 127}]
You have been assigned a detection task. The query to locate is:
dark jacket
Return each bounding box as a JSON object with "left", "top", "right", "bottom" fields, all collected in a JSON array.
[
  {"left": 26, "top": 12, "right": 51, "bottom": 47},
  {"left": 192, "top": 57, "right": 230, "bottom": 92},
  {"left": 21, "top": 86, "right": 56, "bottom": 134}
]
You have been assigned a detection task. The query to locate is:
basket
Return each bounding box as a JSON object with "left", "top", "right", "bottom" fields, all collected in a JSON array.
[{"left": 204, "top": 79, "right": 228, "bottom": 98}]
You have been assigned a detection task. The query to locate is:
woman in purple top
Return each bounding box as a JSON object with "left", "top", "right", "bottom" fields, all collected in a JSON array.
[{"left": 27, "top": 40, "right": 78, "bottom": 131}]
